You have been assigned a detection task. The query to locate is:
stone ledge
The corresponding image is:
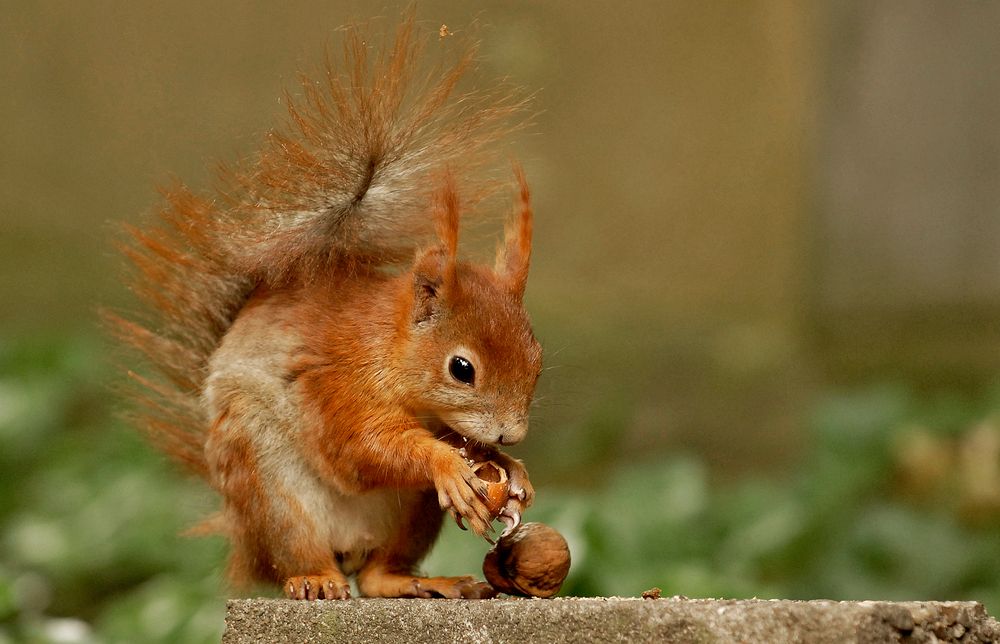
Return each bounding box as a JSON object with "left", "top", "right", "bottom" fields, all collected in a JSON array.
[{"left": 223, "top": 596, "right": 1000, "bottom": 643}]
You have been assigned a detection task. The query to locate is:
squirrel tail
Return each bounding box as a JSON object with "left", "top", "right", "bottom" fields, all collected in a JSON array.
[{"left": 107, "top": 15, "right": 527, "bottom": 477}]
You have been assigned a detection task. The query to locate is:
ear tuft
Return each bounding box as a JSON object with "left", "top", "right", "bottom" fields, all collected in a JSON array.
[
  {"left": 434, "top": 172, "right": 460, "bottom": 265},
  {"left": 495, "top": 164, "right": 533, "bottom": 299}
]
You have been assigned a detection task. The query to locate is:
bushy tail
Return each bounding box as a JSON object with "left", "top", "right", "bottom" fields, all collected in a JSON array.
[{"left": 107, "top": 15, "right": 527, "bottom": 477}]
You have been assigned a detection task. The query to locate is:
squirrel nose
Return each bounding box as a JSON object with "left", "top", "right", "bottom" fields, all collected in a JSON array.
[{"left": 497, "top": 422, "right": 527, "bottom": 445}]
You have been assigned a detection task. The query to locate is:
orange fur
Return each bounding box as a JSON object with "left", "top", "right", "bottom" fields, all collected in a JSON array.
[
  {"left": 497, "top": 164, "right": 534, "bottom": 299},
  {"left": 111, "top": 15, "right": 541, "bottom": 599}
]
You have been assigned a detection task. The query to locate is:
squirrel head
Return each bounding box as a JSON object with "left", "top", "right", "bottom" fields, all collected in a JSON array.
[{"left": 398, "top": 169, "right": 542, "bottom": 446}]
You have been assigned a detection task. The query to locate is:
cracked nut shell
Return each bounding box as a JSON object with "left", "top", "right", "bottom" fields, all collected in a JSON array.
[
  {"left": 472, "top": 461, "right": 510, "bottom": 518},
  {"left": 482, "top": 522, "right": 571, "bottom": 598}
]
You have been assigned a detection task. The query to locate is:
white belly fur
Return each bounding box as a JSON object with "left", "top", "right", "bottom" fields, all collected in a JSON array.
[{"left": 269, "top": 442, "right": 418, "bottom": 575}]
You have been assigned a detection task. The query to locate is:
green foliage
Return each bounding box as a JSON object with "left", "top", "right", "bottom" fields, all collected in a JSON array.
[
  {"left": 0, "top": 338, "right": 225, "bottom": 643},
  {"left": 2, "top": 336, "right": 999, "bottom": 642}
]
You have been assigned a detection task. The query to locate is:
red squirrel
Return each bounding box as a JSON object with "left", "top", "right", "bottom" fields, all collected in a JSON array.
[{"left": 110, "top": 17, "right": 542, "bottom": 600}]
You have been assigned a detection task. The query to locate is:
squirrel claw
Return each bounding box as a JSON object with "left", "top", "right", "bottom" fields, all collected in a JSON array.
[
  {"left": 451, "top": 510, "right": 467, "bottom": 531},
  {"left": 499, "top": 507, "right": 521, "bottom": 537}
]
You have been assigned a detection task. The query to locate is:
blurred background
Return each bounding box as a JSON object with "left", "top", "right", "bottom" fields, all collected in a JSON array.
[{"left": 3, "top": 2, "right": 1000, "bottom": 641}]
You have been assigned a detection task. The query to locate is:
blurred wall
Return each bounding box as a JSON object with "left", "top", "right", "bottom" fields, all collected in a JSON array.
[
  {"left": 815, "top": 1, "right": 1000, "bottom": 384},
  {"left": 522, "top": 4, "right": 816, "bottom": 476}
]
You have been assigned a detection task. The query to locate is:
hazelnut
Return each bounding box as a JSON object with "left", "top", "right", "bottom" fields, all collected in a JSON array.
[
  {"left": 482, "top": 522, "right": 571, "bottom": 598},
  {"left": 472, "top": 461, "right": 510, "bottom": 518}
]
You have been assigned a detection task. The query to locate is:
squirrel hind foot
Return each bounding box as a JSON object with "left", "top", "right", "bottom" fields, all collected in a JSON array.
[
  {"left": 358, "top": 572, "right": 496, "bottom": 599},
  {"left": 414, "top": 576, "right": 496, "bottom": 599},
  {"left": 284, "top": 574, "right": 352, "bottom": 600}
]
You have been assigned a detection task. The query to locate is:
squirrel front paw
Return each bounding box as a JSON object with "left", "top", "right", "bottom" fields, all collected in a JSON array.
[
  {"left": 432, "top": 452, "right": 494, "bottom": 538},
  {"left": 490, "top": 452, "right": 535, "bottom": 536}
]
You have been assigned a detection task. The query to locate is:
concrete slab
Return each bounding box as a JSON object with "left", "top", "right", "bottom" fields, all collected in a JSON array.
[{"left": 223, "top": 596, "right": 1000, "bottom": 643}]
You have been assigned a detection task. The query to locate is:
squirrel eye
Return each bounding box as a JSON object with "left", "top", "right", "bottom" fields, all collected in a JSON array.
[{"left": 448, "top": 356, "right": 476, "bottom": 386}]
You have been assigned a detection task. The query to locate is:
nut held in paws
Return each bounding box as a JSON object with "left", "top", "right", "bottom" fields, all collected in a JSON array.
[
  {"left": 482, "top": 522, "right": 571, "bottom": 597},
  {"left": 472, "top": 461, "right": 510, "bottom": 518}
]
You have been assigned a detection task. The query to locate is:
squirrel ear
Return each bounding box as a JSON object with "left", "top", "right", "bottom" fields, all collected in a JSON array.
[
  {"left": 412, "top": 178, "right": 460, "bottom": 325},
  {"left": 495, "top": 165, "right": 533, "bottom": 300}
]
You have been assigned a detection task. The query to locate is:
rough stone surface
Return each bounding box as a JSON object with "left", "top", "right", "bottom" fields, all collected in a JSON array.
[{"left": 223, "top": 597, "right": 1000, "bottom": 643}]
